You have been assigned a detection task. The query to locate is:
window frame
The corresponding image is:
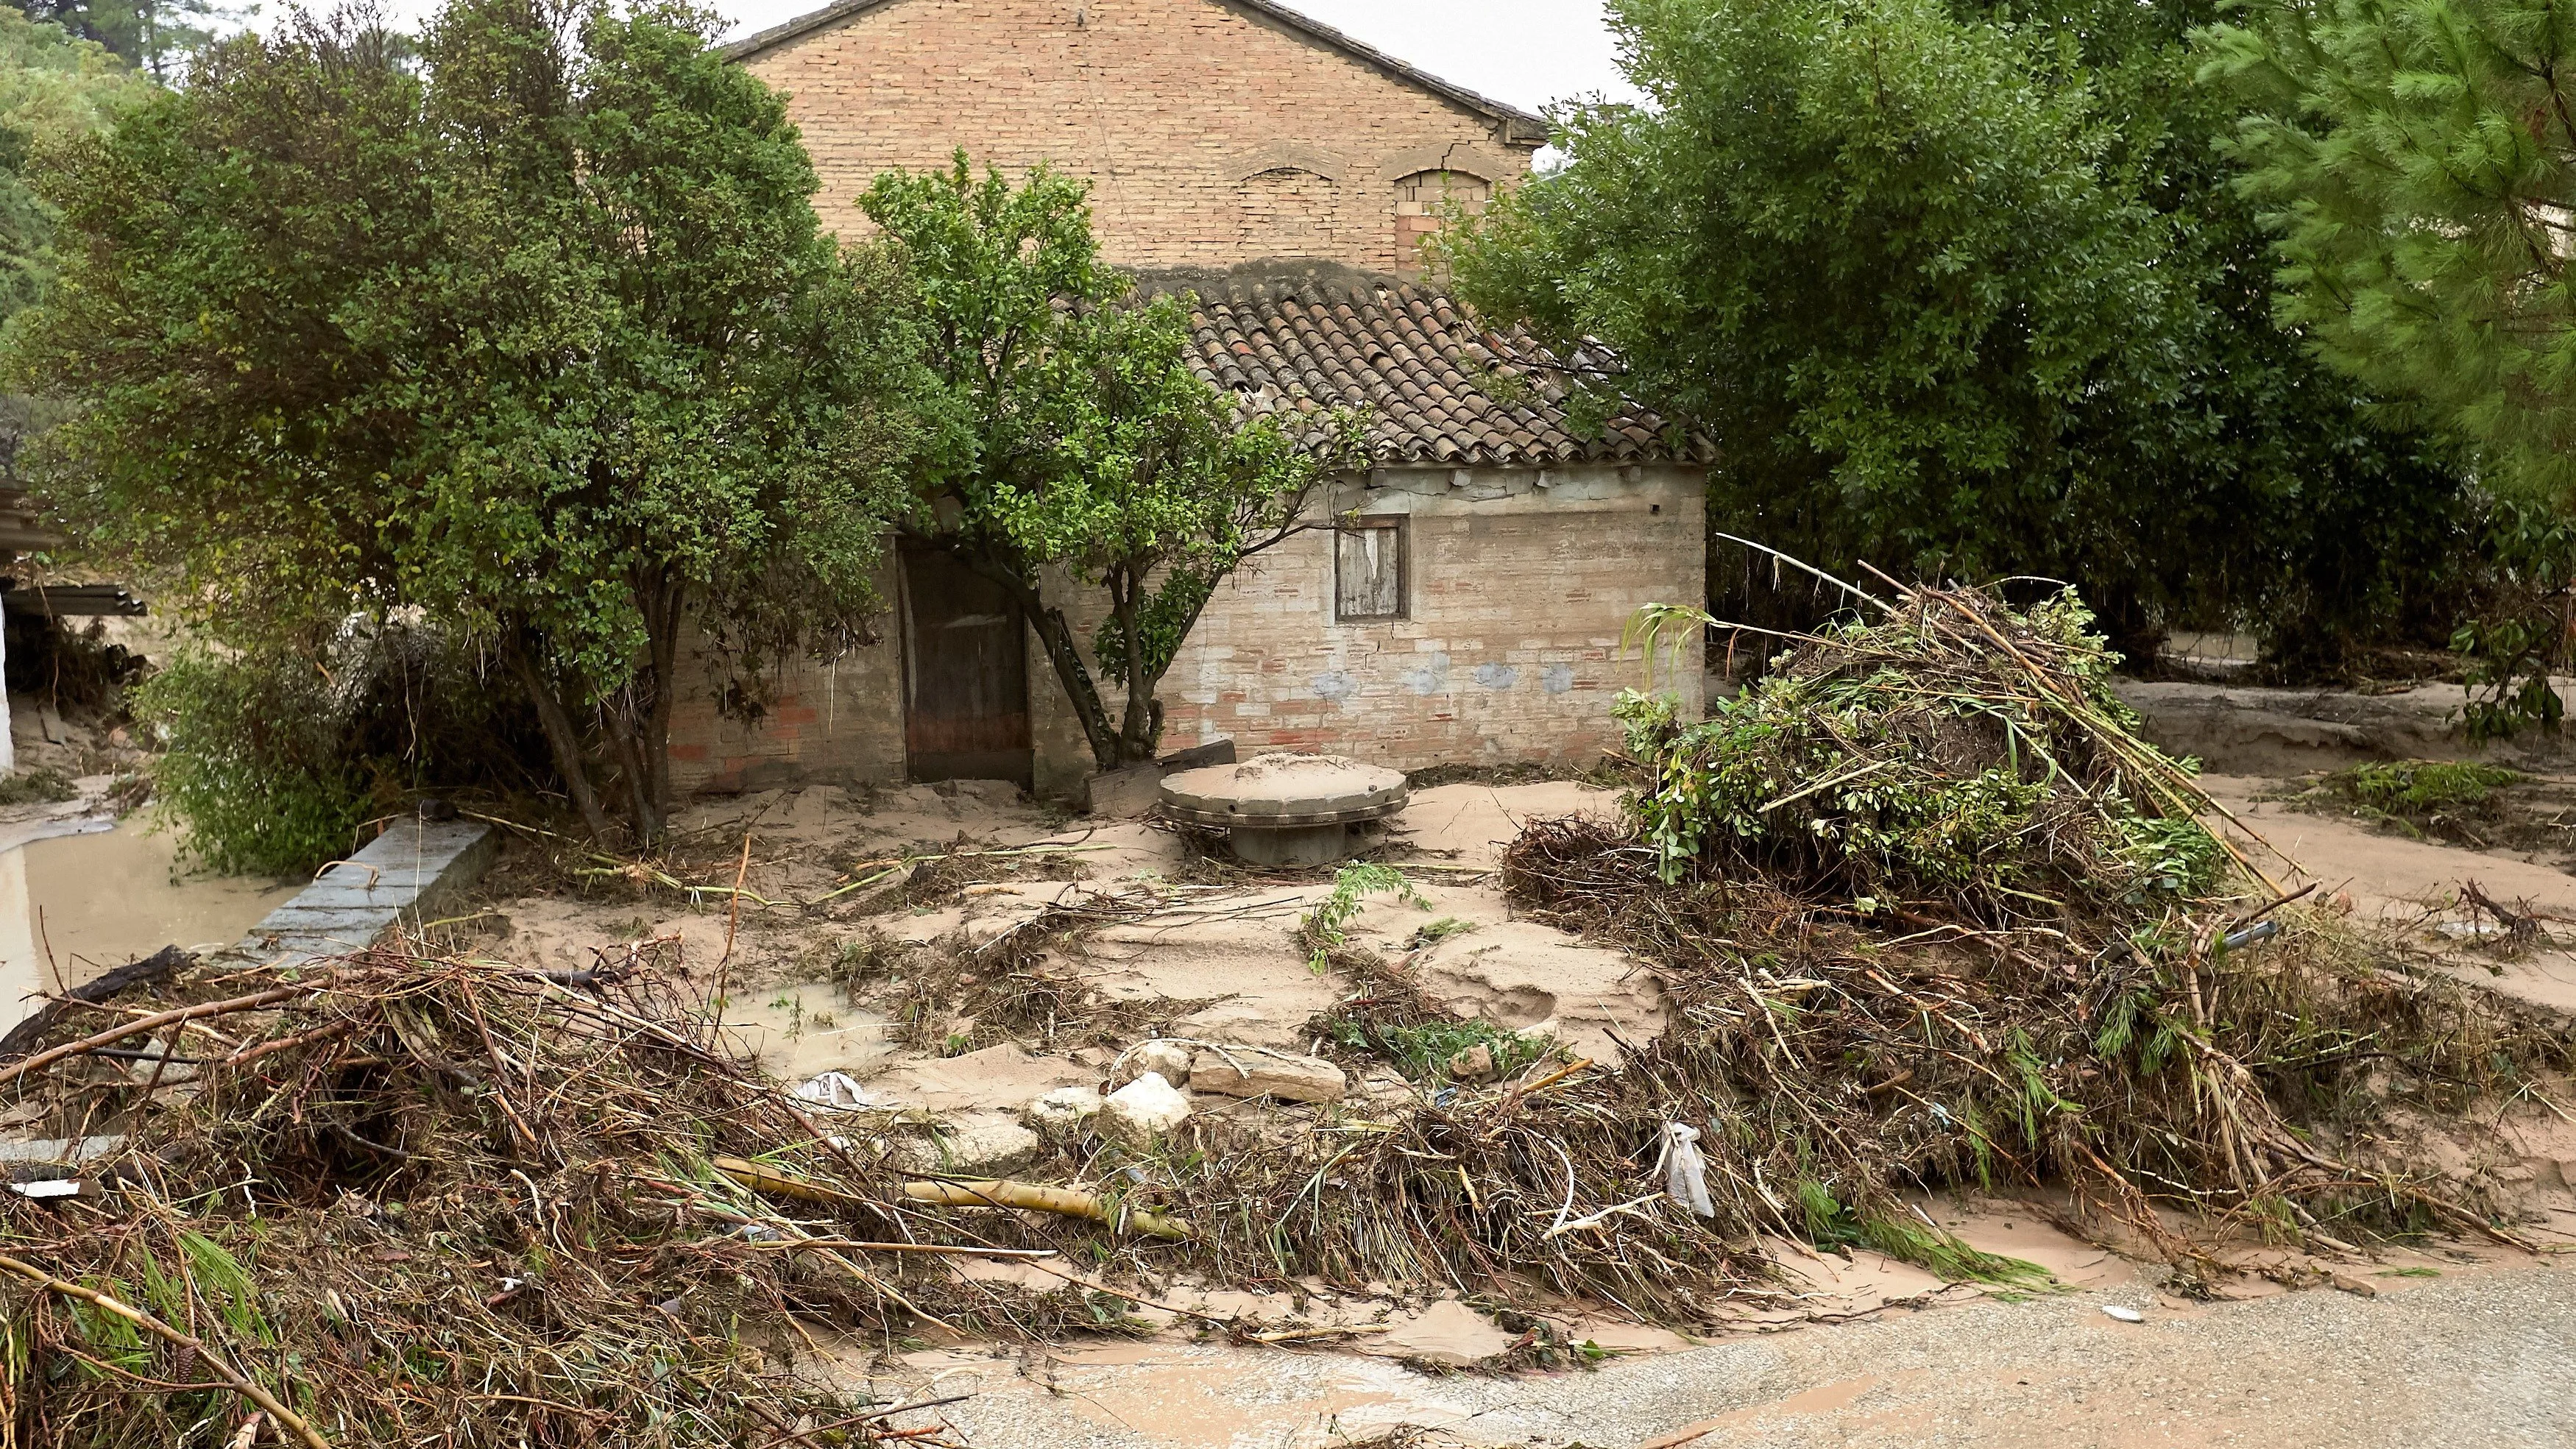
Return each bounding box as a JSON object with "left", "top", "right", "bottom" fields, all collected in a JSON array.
[{"left": 1333, "top": 514, "right": 1409, "bottom": 623}]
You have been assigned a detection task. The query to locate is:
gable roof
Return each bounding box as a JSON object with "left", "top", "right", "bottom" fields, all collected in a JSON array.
[
  {"left": 1142, "top": 260, "right": 1706, "bottom": 469},
  {"left": 724, "top": 0, "right": 1550, "bottom": 143}
]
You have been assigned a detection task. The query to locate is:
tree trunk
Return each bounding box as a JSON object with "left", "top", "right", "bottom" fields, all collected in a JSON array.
[
  {"left": 503, "top": 634, "right": 615, "bottom": 842},
  {"left": 601, "top": 702, "right": 664, "bottom": 844},
  {"left": 637, "top": 564, "right": 684, "bottom": 820},
  {"left": 1112, "top": 573, "right": 1156, "bottom": 763}
]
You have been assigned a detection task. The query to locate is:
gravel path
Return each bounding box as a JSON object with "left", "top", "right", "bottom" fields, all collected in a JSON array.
[{"left": 898, "top": 1264, "right": 2576, "bottom": 1448}]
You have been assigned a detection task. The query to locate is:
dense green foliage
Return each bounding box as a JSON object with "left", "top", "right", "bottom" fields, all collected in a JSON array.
[
  {"left": 1447, "top": 0, "right": 2475, "bottom": 662},
  {"left": 2205, "top": 0, "right": 2576, "bottom": 500},
  {"left": 863, "top": 159, "right": 1356, "bottom": 767},
  {"left": 136, "top": 649, "right": 372, "bottom": 876},
  {"left": 0, "top": 10, "right": 146, "bottom": 485},
  {"left": 11, "top": 0, "right": 918, "bottom": 842},
  {"left": 0, "top": 9, "right": 141, "bottom": 323},
  {"left": 1617, "top": 589, "right": 2224, "bottom": 908},
  {"left": 137, "top": 626, "right": 547, "bottom": 876},
  {"left": 11, "top": 0, "right": 230, "bottom": 77}
]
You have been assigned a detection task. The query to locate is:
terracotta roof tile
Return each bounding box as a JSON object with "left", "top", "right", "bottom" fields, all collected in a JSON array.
[{"left": 1137, "top": 261, "right": 1705, "bottom": 469}]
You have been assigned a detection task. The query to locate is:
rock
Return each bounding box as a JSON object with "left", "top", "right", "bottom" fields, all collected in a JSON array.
[
  {"left": 1189, "top": 1047, "right": 1347, "bottom": 1103},
  {"left": 0, "top": 1136, "right": 124, "bottom": 1172},
  {"left": 887, "top": 1115, "right": 1043, "bottom": 1177},
  {"left": 1115, "top": 1040, "right": 1195, "bottom": 1088},
  {"left": 1023, "top": 1086, "right": 1104, "bottom": 1143},
  {"left": 1098, "top": 1072, "right": 1192, "bottom": 1147},
  {"left": 1446, "top": 1044, "right": 1495, "bottom": 1082}
]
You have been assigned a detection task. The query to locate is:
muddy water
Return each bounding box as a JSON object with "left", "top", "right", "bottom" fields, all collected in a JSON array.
[{"left": 0, "top": 816, "right": 297, "bottom": 1030}]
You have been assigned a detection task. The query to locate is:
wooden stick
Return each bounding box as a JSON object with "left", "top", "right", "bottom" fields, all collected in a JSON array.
[
  {"left": 1502, "top": 1057, "right": 1596, "bottom": 1105},
  {"left": 0, "top": 988, "right": 305, "bottom": 1090},
  {"left": 715, "top": 831, "right": 753, "bottom": 999},
  {"left": 222, "top": 1018, "right": 358, "bottom": 1070},
  {"left": 0, "top": 1251, "right": 333, "bottom": 1449},
  {"left": 0, "top": 945, "right": 193, "bottom": 1060}
]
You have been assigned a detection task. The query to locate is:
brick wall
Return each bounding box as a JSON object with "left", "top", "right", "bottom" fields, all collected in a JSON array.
[
  {"left": 1151, "top": 465, "right": 1706, "bottom": 772},
  {"left": 665, "top": 564, "right": 908, "bottom": 794},
  {"left": 739, "top": 0, "right": 1538, "bottom": 272},
  {"left": 670, "top": 467, "right": 1706, "bottom": 796}
]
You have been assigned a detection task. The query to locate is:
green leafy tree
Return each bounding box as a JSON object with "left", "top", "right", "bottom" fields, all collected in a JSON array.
[
  {"left": 2203, "top": 0, "right": 2576, "bottom": 498},
  {"left": 0, "top": 10, "right": 147, "bottom": 482},
  {"left": 863, "top": 158, "right": 1354, "bottom": 768},
  {"left": 1448, "top": 0, "right": 2475, "bottom": 664},
  {"left": 11, "top": 0, "right": 919, "bottom": 842},
  {"left": 14, "top": 0, "right": 242, "bottom": 79}
]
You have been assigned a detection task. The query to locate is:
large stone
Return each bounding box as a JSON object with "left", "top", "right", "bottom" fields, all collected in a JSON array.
[
  {"left": 1114, "top": 1040, "right": 1195, "bottom": 1088},
  {"left": 887, "top": 1114, "right": 1044, "bottom": 1177},
  {"left": 1188, "top": 1047, "right": 1347, "bottom": 1103},
  {"left": 1098, "top": 1072, "right": 1192, "bottom": 1147},
  {"left": 1022, "top": 1086, "right": 1104, "bottom": 1144}
]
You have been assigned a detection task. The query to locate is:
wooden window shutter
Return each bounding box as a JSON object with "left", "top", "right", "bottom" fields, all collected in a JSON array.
[{"left": 1335, "top": 516, "right": 1406, "bottom": 621}]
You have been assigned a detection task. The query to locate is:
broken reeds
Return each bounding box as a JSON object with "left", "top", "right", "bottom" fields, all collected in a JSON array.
[{"left": 0, "top": 946, "right": 1094, "bottom": 1447}]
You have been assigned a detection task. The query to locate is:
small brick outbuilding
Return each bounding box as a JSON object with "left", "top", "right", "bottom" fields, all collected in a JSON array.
[{"left": 662, "top": 0, "right": 1709, "bottom": 796}]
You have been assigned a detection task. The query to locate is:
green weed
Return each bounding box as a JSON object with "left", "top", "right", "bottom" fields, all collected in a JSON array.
[
  {"left": 1323, "top": 1016, "right": 1549, "bottom": 1083},
  {"left": 1301, "top": 862, "right": 1426, "bottom": 970}
]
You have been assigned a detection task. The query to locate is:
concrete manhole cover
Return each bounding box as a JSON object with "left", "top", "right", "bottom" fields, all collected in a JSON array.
[{"left": 1157, "top": 752, "right": 1409, "bottom": 865}]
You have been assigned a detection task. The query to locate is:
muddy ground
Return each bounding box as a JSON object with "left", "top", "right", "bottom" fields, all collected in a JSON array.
[{"left": 424, "top": 745, "right": 2576, "bottom": 1449}]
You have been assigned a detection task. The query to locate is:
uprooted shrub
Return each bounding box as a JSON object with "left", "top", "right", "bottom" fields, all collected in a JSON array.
[
  {"left": 1133, "top": 581, "right": 2571, "bottom": 1321},
  {"left": 1529, "top": 583, "right": 2561, "bottom": 1261},
  {"left": 136, "top": 620, "right": 548, "bottom": 876}
]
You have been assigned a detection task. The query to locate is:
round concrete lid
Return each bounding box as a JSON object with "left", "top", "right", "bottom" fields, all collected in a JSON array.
[{"left": 1159, "top": 752, "right": 1409, "bottom": 822}]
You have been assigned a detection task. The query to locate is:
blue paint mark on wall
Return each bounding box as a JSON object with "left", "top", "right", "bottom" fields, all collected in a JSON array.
[
  {"left": 1541, "top": 664, "right": 1577, "bottom": 695},
  {"left": 1401, "top": 653, "right": 1451, "bottom": 695},
  {"left": 1473, "top": 663, "right": 1519, "bottom": 690},
  {"left": 1312, "top": 670, "right": 1358, "bottom": 700}
]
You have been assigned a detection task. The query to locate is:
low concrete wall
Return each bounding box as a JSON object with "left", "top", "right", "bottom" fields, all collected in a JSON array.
[
  {"left": 232, "top": 817, "right": 498, "bottom": 965},
  {"left": 2117, "top": 680, "right": 2576, "bottom": 776}
]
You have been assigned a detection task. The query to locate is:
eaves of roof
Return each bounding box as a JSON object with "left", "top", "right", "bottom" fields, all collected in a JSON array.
[{"left": 721, "top": 0, "right": 1551, "bottom": 144}]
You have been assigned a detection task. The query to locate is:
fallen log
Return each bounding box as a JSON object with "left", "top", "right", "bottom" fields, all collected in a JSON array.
[{"left": 0, "top": 945, "right": 192, "bottom": 1060}]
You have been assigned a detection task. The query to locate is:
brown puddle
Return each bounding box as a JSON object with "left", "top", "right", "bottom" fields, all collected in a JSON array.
[{"left": 0, "top": 815, "right": 297, "bottom": 1030}]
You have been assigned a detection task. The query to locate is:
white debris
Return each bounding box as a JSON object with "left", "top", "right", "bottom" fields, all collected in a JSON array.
[
  {"left": 1114, "top": 1040, "right": 1195, "bottom": 1088},
  {"left": 790, "top": 1071, "right": 877, "bottom": 1112},
  {"left": 1098, "top": 1071, "right": 1192, "bottom": 1147},
  {"left": 2101, "top": 1304, "right": 2145, "bottom": 1323},
  {"left": 1658, "top": 1122, "right": 1715, "bottom": 1217},
  {"left": 1189, "top": 1046, "right": 1347, "bottom": 1103},
  {"left": 1023, "top": 1085, "right": 1105, "bottom": 1143}
]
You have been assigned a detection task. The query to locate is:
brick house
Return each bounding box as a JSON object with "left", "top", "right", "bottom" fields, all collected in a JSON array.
[{"left": 664, "top": 0, "right": 1708, "bottom": 796}]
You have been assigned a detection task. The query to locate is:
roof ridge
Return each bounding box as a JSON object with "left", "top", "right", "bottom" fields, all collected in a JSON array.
[{"left": 722, "top": 0, "right": 1549, "bottom": 139}]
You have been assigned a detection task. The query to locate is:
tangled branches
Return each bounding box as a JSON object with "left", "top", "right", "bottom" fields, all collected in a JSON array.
[
  {"left": 1481, "top": 578, "right": 2570, "bottom": 1273},
  {"left": 0, "top": 949, "right": 1054, "bottom": 1448}
]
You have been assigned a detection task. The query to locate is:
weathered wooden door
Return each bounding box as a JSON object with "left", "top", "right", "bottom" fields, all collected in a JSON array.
[{"left": 902, "top": 545, "right": 1033, "bottom": 786}]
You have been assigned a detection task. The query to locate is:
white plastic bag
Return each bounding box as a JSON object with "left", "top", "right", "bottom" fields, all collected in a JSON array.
[
  {"left": 790, "top": 1071, "right": 874, "bottom": 1113},
  {"left": 1658, "top": 1122, "right": 1715, "bottom": 1217}
]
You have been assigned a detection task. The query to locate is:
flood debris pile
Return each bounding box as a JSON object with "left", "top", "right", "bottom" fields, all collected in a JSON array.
[
  {"left": 1495, "top": 581, "right": 2563, "bottom": 1271},
  {"left": 0, "top": 949, "right": 1080, "bottom": 1448}
]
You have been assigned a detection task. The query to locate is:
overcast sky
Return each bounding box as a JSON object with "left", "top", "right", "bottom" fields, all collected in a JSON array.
[
  {"left": 712, "top": 0, "right": 1644, "bottom": 113},
  {"left": 327, "top": 0, "right": 1643, "bottom": 114}
]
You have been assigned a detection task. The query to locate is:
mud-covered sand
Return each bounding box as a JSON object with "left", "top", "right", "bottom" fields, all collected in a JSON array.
[{"left": 461, "top": 770, "right": 2576, "bottom": 1447}]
